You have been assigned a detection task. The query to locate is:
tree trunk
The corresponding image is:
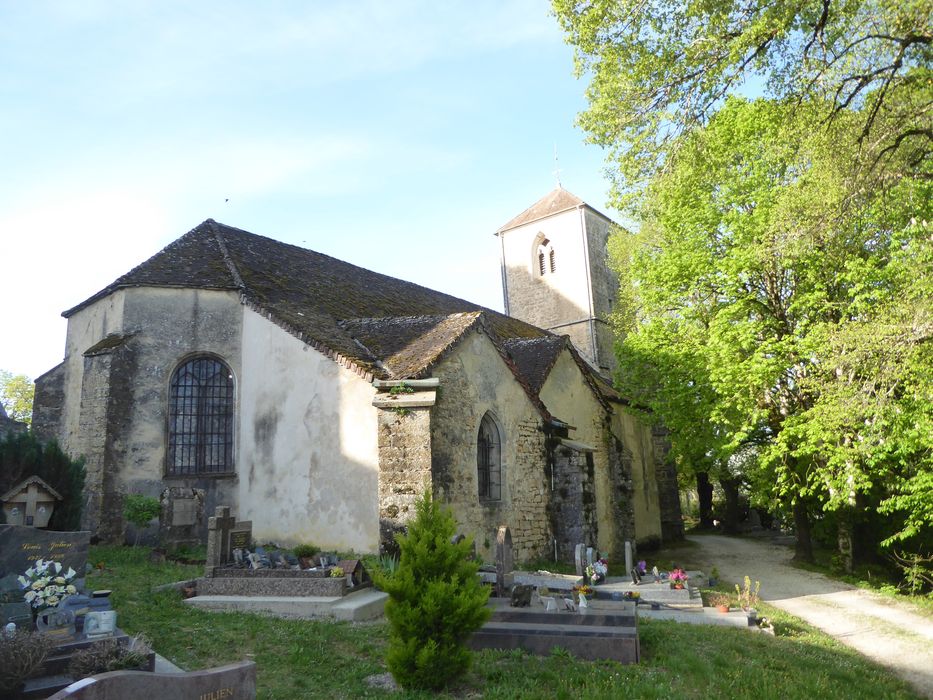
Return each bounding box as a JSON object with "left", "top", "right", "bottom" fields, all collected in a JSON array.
[
  {"left": 719, "top": 477, "right": 742, "bottom": 534},
  {"left": 792, "top": 500, "right": 814, "bottom": 562},
  {"left": 696, "top": 471, "right": 714, "bottom": 528}
]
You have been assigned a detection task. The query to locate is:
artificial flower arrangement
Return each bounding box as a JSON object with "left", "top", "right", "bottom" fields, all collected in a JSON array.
[
  {"left": 668, "top": 567, "right": 689, "bottom": 587},
  {"left": 18, "top": 559, "right": 77, "bottom": 610},
  {"left": 572, "top": 584, "right": 595, "bottom": 597},
  {"left": 586, "top": 558, "right": 609, "bottom": 584}
]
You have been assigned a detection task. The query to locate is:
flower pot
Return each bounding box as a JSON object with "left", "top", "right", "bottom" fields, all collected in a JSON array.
[
  {"left": 671, "top": 583, "right": 684, "bottom": 590},
  {"left": 717, "top": 604, "right": 730, "bottom": 613},
  {"left": 746, "top": 609, "right": 758, "bottom": 626}
]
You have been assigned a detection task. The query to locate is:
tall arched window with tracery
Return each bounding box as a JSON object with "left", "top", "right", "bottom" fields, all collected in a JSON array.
[
  {"left": 167, "top": 356, "right": 235, "bottom": 476},
  {"left": 477, "top": 412, "right": 502, "bottom": 501}
]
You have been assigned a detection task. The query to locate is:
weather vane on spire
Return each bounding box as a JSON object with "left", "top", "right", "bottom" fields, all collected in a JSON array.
[{"left": 553, "top": 143, "right": 562, "bottom": 188}]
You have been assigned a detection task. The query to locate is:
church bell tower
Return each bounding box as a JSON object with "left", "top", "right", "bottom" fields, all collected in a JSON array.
[{"left": 496, "top": 187, "right": 618, "bottom": 376}]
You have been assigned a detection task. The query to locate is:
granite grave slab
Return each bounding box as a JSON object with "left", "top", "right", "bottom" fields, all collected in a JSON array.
[
  {"left": 46, "top": 660, "right": 255, "bottom": 700},
  {"left": 0, "top": 525, "right": 91, "bottom": 602}
]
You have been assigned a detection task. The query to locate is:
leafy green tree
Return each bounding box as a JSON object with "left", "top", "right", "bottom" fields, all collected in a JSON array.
[
  {"left": 376, "top": 492, "right": 490, "bottom": 691},
  {"left": 0, "top": 371, "right": 34, "bottom": 426},
  {"left": 553, "top": 0, "right": 931, "bottom": 206},
  {"left": 611, "top": 97, "right": 931, "bottom": 562}
]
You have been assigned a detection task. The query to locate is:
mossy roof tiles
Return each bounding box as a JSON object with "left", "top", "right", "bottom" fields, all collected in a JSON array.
[{"left": 64, "top": 220, "right": 561, "bottom": 386}]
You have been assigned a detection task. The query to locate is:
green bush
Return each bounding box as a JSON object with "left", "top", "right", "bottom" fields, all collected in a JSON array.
[
  {"left": 0, "top": 432, "right": 85, "bottom": 530},
  {"left": 123, "top": 494, "right": 161, "bottom": 546},
  {"left": 376, "top": 491, "right": 490, "bottom": 691},
  {"left": 292, "top": 543, "right": 320, "bottom": 559}
]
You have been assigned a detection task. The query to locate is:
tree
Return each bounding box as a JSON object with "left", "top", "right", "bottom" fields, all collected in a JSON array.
[
  {"left": 0, "top": 371, "right": 34, "bottom": 426},
  {"left": 123, "top": 494, "right": 162, "bottom": 546},
  {"left": 611, "top": 97, "right": 931, "bottom": 562},
  {"left": 376, "top": 492, "right": 490, "bottom": 691},
  {"left": 553, "top": 0, "right": 931, "bottom": 207}
]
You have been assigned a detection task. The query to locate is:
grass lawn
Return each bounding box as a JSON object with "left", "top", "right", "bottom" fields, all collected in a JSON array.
[{"left": 88, "top": 545, "right": 921, "bottom": 699}]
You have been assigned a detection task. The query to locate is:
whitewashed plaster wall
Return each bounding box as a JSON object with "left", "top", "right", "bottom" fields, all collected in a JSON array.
[
  {"left": 430, "top": 329, "right": 550, "bottom": 563},
  {"left": 499, "top": 206, "right": 617, "bottom": 373},
  {"left": 500, "top": 208, "right": 592, "bottom": 334},
  {"left": 238, "top": 308, "right": 379, "bottom": 552}
]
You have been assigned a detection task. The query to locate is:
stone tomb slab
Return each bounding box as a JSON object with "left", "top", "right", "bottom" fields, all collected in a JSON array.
[
  {"left": 46, "top": 660, "right": 256, "bottom": 700},
  {"left": 511, "top": 572, "right": 583, "bottom": 591},
  {"left": 470, "top": 598, "right": 639, "bottom": 664},
  {"left": 0, "top": 525, "right": 90, "bottom": 601}
]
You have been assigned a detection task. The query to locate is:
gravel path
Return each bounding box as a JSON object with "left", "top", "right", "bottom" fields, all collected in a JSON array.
[{"left": 681, "top": 534, "right": 933, "bottom": 698}]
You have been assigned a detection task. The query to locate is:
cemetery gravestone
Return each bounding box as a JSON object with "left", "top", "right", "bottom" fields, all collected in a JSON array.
[
  {"left": 574, "top": 543, "right": 585, "bottom": 577},
  {"left": 495, "top": 526, "right": 513, "bottom": 597},
  {"left": 0, "top": 525, "right": 91, "bottom": 603},
  {"left": 204, "top": 506, "right": 238, "bottom": 576},
  {"left": 624, "top": 541, "right": 633, "bottom": 577},
  {"left": 47, "top": 660, "right": 257, "bottom": 700}
]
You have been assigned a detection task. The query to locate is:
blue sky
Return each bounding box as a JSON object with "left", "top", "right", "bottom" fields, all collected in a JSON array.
[{"left": 0, "top": 1, "right": 615, "bottom": 379}]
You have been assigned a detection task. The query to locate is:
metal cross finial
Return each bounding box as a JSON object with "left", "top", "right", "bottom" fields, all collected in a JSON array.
[{"left": 553, "top": 143, "right": 562, "bottom": 188}]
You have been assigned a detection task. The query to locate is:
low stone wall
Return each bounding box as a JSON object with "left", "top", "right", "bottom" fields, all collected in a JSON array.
[{"left": 197, "top": 575, "right": 347, "bottom": 597}]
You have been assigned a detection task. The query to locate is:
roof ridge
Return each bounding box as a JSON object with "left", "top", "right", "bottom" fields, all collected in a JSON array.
[{"left": 209, "top": 220, "right": 247, "bottom": 291}]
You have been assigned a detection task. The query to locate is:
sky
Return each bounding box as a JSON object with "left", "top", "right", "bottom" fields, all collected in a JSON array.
[{"left": 0, "top": 1, "right": 616, "bottom": 380}]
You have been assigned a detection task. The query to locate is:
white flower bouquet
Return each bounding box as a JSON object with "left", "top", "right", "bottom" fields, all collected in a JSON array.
[{"left": 18, "top": 559, "right": 78, "bottom": 609}]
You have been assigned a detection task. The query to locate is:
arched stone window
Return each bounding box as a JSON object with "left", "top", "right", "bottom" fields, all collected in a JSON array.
[
  {"left": 534, "top": 236, "right": 555, "bottom": 277},
  {"left": 477, "top": 413, "right": 502, "bottom": 501},
  {"left": 167, "top": 356, "right": 235, "bottom": 476}
]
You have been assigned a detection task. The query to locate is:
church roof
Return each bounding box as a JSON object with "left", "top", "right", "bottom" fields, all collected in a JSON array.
[
  {"left": 64, "top": 221, "right": 558, "bottom": 389},
  {"left": 495, "top": 187, "right": 579, "bottom": 233},
  {"left": 496, "top": 187, "right": 617, "bottom": 234}
]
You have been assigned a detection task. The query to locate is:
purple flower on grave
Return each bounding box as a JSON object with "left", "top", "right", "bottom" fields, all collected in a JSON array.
[{"left": 637, "top": 560, "right": 647, "bottom": 573}]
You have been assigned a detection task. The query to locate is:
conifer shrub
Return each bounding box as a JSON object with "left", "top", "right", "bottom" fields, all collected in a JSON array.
[
  {"left": 375, "top": 491, "right": 490, "bottom": 691},
  {"left": 123, "top": 494, "right": 162, "bottom": 546}
]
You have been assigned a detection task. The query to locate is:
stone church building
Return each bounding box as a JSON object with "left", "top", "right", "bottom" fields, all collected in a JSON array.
[{"left": 33, "top": 188, "right": 682, "bottom": 562}]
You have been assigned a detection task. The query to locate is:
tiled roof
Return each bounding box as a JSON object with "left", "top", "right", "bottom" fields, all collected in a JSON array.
[
  {"left": 338, "top": 313, "right": 484, "bottom": 379},
  {"left": 64, "top": 221, "right": 553, "bottom": 385},
  {"left": 497, "top": 187, "right": 585, "bottom": 232},
  {"left": 502, "top": 337, "right": 567, "bottom": 393},
  {"left": 504, "top": 335, "right": 620, "bottom": 409},
  {"left": 496, "top": 187, "right": 618, "bottom": 234}
]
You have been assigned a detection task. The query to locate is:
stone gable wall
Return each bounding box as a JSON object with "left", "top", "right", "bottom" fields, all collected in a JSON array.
[{"left": 430, "top": 330, "right": 550, "bottom": 564}]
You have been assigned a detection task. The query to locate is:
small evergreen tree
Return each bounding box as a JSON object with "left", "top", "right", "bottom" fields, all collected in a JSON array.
[
  {"left": 376, "top": 491, "right": 490, "bottom": 691},
  {"left": 123, "top": 494, "right": 162, "bottom": 546}
]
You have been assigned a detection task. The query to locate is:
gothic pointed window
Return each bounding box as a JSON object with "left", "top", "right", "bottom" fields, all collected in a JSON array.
[
  {"left": 167, "top": 356, "right": 235, "bottom": 476},
  {"left": 477, "top": 413, "right": 502, "bottom": 501}
]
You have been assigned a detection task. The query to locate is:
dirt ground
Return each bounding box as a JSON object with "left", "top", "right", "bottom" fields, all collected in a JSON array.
[{"left": 670, "top": 533, "right": 933, "bottom": 698}]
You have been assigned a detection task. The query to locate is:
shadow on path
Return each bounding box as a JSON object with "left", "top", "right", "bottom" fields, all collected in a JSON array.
[{"left": 676, "top": 533, "right": 933, "bottom": 699}]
